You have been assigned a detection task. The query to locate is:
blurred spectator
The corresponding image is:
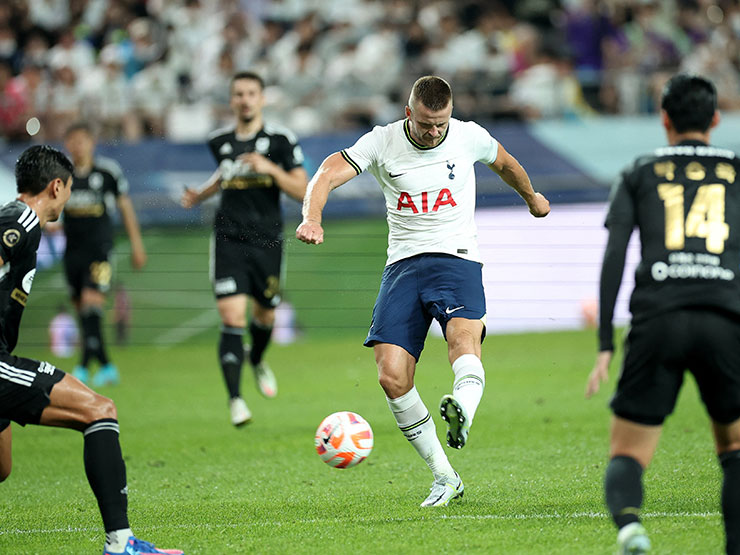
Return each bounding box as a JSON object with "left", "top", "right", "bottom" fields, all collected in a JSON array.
[
  {"left": 0, "top": 59, "right": 28, "bottom": 140},
  {"left": 0, "top": 0, "right": 739, "bottom": 142}
]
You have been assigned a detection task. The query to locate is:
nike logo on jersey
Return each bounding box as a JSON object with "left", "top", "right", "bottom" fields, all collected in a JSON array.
[
  {"left": 445, "top": 306, "right": 465, "bottom": 315},
  {"left": 388, "top": 172, "right": 406, "bottom": 178}
]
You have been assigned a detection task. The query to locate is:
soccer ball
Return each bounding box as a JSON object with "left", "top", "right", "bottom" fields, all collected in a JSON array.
[{"left": 314, "top": 411, "right": 373, "bottom": 469}]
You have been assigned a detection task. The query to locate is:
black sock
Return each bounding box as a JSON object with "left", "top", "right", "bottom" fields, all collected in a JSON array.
[
  {"left": 83, "top": 419, "right": 129, "bottom": 532},
  {"left": 720, "top": 450, "right": 740, "bottom": 555},
  {"left": 605, "top": 455, "right": 644, "bottom": 529},
  {"left": 219, "top": 327, "right": 244, "bottom": 398},
  {"left": 80, "top": 307, "right": 109, "bottom": 366},
  {"left": 248, "top": 320, "right": 272, "bottom": 366}
]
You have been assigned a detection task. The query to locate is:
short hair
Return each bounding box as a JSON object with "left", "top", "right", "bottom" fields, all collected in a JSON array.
[
  {"left": 64, "top": 121, "right": 94, "bottom": 138},
  {"left": 15, "top": 145, "right": 74, "bottom": 195},
  {"left": 661, "top": 74, "right": 717, "bottom": 133},
  {"left": 409, "top": 76, "right": 453, "bottom": 111},
  {"left": 231, "top": 71, "right": 265, "bottom": 90}
]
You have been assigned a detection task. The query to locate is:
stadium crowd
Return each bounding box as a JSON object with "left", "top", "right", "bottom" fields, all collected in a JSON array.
[{"left": 1, "top": 0, "right": 739, "bottom": 142}]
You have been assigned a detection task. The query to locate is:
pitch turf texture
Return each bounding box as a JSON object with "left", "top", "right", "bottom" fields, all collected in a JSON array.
[{"left": 1, "top": 219, "right": 726, "bottom": 554}]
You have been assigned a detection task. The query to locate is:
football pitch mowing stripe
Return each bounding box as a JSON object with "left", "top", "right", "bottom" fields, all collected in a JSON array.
[{"left": 0, "top": 332, "right": 726, "bottom": 554}]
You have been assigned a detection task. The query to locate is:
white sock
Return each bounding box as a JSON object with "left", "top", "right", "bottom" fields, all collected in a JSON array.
[
  {"left": 104, "top": 528, "right": 133, "bottom": 553},
  {"left": 452, "top": 354, "right": 485, "bottom": 423},
  {"left": 387, "top": 386, "right": 455, "bottom": 479}
]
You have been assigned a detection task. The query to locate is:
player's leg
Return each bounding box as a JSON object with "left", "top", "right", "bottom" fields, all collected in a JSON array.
[
  {"left": 216, "top": 293, "right": 251, "bottom": 426},
  {"left": 80, "top": 286, "right": 118, "bottom": 387},
  {"left": 0, "top": 420, "right": 11, "bottom": 482},
  {"left": 41, "top": 373, "right": 182, "bottom": 554},
  {"left": 712, "top": 419, "right": 740, "bottom": 555},
  {"left": 606, "top": 417, "right": 660, "bottom": 554},
  {"left": 375, "top": 343, "right": 462, "bottom": 506},
  {"left": 248, "top": 301, "right": 277, "bottom": 398},
  {"left": 441, "top": 317, "right": 485, "bottom": 449},
  {"left": 64, "top": 253, "right": 91, "bottom": 383}
]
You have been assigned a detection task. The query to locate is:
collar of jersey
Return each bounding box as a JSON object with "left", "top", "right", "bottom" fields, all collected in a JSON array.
[
  {"left": 676, "top": 139, "right": 709, "bottom": 147},
  {"left": 403, "top": 119, "right": 448, "bottom": 150}
]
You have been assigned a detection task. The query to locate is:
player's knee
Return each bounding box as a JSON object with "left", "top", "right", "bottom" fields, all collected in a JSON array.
[
  {"left": 378, "top": 371, "right": 411, "bottom": 398},
  {"left": 87, "top": 394, "right": 117, "bottom": 423}
]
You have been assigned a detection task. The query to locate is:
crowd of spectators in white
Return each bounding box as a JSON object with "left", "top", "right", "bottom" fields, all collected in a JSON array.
[{"left": 1, "top": 0, "right": 739, "bottom": 142}]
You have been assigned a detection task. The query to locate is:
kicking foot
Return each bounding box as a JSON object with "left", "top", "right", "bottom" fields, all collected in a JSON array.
[{"left": 440, "top": 394, "right": 470, "bottom": 449}]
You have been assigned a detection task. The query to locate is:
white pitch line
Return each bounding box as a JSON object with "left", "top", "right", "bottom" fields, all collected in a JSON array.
[
  {"left": 154, "top": 308, "right": 220, "bottom": 349},
  {"left": 0, "top": 511, "right": 722, "bottom": 536}
]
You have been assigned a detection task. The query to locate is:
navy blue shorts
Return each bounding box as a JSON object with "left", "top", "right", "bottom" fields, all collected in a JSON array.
[{"left": 364, "top": 254, "right": 486, "bottom": 360}]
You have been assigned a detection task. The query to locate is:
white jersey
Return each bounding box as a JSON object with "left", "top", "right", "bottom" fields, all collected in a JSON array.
[{"left": 342, "top": 117, "right": 498, "bottom": 266}]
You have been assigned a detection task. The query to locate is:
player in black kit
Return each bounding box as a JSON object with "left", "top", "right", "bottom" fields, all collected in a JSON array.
[
  {"left": 181, "top": 71, "right": 307, "bottom": 426},
  {"left": 586, "top": 74, "right": 740, "bottom": 555},
  {"left": 62, "top": 122, "right": 147, "bottom": 387},
  {"left": 0, "top": 145, "right": 182, "bottom": 555}
]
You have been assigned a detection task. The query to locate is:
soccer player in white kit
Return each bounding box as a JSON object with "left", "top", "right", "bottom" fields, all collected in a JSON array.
[{"left": 297, "top": 76, "right": 550, "bottom": 506}]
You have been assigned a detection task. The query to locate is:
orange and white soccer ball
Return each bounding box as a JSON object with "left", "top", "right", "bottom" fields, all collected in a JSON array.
[{"left": 314, "top": 411, "right": 373, "bottom": 469}]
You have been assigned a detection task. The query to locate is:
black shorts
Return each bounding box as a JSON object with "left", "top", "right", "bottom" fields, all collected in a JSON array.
[
  {"left": 611, "top": 309, "right": 740, "bottom": 425},
  {"left": 0, "top": 352, "right": 65, "bottom": 426},
  {"left": 64, "top": 248, "right": 113, "bottom": 298},
  {"left": 210, "top": 234, "right": 282, "bottom": 308}
]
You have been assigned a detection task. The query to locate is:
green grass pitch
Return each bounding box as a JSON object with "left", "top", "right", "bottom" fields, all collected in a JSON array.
[{"left": 0, "top": 219, "right": 727, "bottom": 554}]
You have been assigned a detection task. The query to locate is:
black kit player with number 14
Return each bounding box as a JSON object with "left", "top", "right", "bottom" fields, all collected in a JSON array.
[{"left": 586, "top": 74, "right": 740, "bottom": 555}]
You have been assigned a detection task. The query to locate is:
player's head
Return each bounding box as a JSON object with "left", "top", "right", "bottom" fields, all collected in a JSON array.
[
  {"left": 230, "top": 71, "right": 265, "bottom": 124},
  {"left": 405, "top": 76, "right": 453, "bottom": 148},
  {"left": 63, "top": 121, "right": 95, "bottom": 164},
  {"left": 661, "top": 74, "right": 718, "bottom": 134},
  {"left": 15, "top": 145, "right": 73, "bottom": 221}
]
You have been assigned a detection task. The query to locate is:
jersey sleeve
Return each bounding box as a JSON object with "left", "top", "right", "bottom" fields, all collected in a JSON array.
[
  {"left": 98, "top": 158, "right": 130, "bottom": 196},
  {"left": 604, "top": 165, "right": 637, "bottom": 228},
  {"left": 280, "top": 132, "right": 305, "bottom": 171},
  {"left": 341, "top": 126, "right": 383, "bottom": 175},
  {"left": 207, "top": 136, "right": 221, "bottom": 164},
  {"left": 0, "top": 217, "right": 35, "bottom": 264},
  {"left": 468, "top": 122, "right": 499, "bottom": 164}
]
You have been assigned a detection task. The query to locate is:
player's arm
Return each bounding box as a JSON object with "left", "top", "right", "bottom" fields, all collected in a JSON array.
[
  {"left": 585, "top": 173, "right": 635, "bottom": 398},
  {"left": 487, "top": 143, "right": 550, "bottom": 217},
  {"left": 117, "top": 195, "right": 147, "bottom": 270},
  {"left": 241, "top": 152, "right": 308, "bottom": 202},
  {"left": 181, "top": 168, "right": 222, "bottom": 208},
  {"left": 296, "top": 152, "right": 359, "bottom": 245}
]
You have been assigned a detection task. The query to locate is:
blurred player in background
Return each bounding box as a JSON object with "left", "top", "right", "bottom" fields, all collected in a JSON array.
[
  {"left": 48, "top": 302, "right": 78, "bottom": 357},
  {"left": 586, "top": 74, "right": 740, "bottom": 555},
  {"left": 181, "top": 71, "right": 308, "bottom": 426},
  {"left": 297, "top": 76, "right": 550, "bottom": 506},
  {"left": 62, "top": 122, "right": 146, "bottom": 387},
  {"left": 0, "top": 145, "right": 182, "bottom": 555}
]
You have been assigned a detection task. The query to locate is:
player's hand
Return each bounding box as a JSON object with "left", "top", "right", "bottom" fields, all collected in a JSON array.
[
  {"left": 181, "top": 187, "right": 199, "bottom": 209},
  {"left": 528, "top": 192, "right": 550, "bottom": 218},
  {"left": 131, "top": 247, "right": 147, "bottom": 270},
  {"left": 585, "top": 350, "right": 612, "bottom": 398},
  {"left": 296, "top": 220, "right": 324, "bottom": 245},
  {"left": 241, "top": 152, "right": 276, "bottom": 175}
]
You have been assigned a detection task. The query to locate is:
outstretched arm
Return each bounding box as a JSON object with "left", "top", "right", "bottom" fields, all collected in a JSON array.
[
  {"left": 488, "top": 143, "right": 550, "bottom": 217},
  {"left": 181, "top": 168, "right": 222, "bottom": 209},
  {"left": 296, "top": 152, "right": 359, "bottom": 245}
]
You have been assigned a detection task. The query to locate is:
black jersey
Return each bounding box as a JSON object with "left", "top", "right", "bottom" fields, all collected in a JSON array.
[
  {"left": 0, "top": 201, "right": 41, "bottom": 354},
  {"left": 600, "top": 139, "right": 740, "bottom": 349},
  {"left": 63, "top": 156, "right": 128, "bottom": 252},
  {"left": 207, "top": 124, "right": 304, "bottom": 247}
]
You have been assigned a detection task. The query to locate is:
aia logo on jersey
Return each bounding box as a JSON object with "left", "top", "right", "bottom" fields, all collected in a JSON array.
[{"left": 396, "top": 189, "right": 457, "bottom": 213}]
